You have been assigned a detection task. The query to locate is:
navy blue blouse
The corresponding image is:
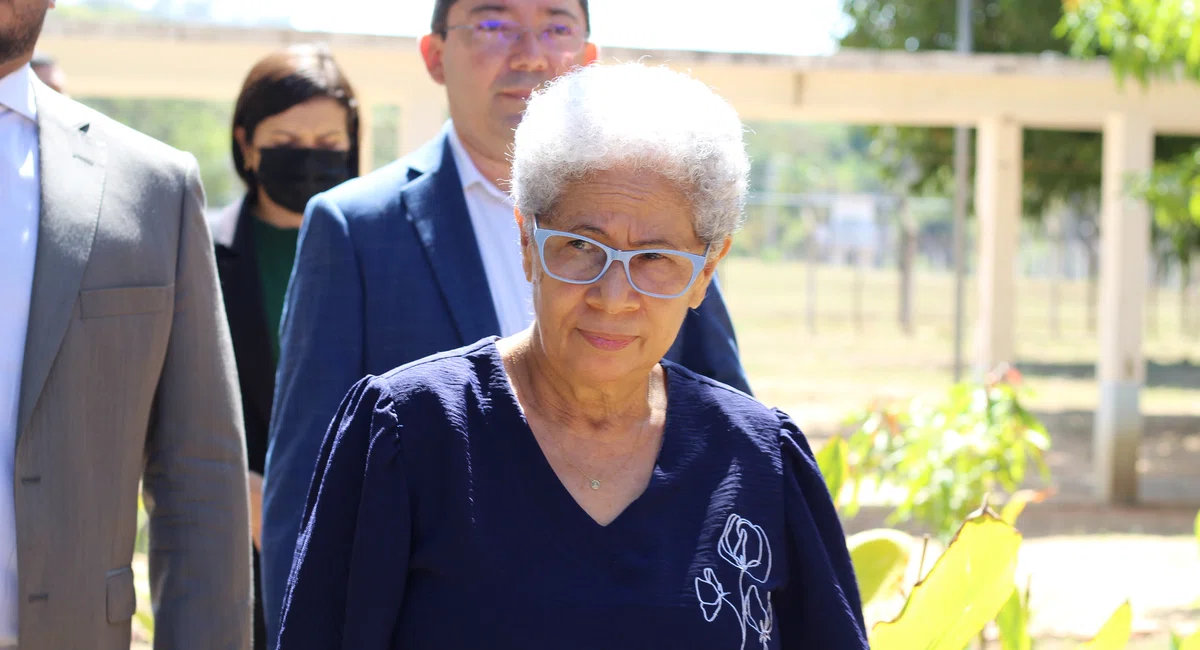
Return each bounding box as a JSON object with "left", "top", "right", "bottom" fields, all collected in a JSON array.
[{"left": 277, "top": 339, "right": 867, "bottom": 649}]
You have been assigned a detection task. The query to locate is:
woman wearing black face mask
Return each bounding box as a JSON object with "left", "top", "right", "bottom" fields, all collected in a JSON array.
[{"left": 210, "top": 43, "right": 359, "bottom": 650}]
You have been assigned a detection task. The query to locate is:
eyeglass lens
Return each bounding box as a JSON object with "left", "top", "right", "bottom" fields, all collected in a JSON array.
[
  {"left": 541, "top": 234, "right": 697, "bottom": 297},
  {"left": 468, "top": 20, "right": 581, "bottom": 50}
]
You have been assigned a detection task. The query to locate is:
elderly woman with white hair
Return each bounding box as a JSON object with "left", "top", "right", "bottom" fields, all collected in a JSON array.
[{"left": 275, "top": 62, "right": 867, "bottom": 650}]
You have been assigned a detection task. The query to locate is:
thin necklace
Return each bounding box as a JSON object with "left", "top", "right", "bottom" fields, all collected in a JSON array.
[
  {"left": 512, "top": 351, "right": 659, "bottom": 491},
  {"left": 551, "top": 417, "right": 652, "bottom": 491}
]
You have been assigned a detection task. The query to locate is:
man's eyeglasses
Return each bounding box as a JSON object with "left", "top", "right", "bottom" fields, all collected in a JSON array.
[
  {"left": 445, "top": 19, "right": 584, "bottom": 52},
  {"left": 533, "top": 222, "right": 710, "bottom": 300}
]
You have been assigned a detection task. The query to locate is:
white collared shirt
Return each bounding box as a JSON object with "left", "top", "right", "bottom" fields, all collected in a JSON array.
[
  {"left": 0, "top": 64, "right": 39, "bottom": 644},
  {"left": 446, "top": 124, "right": 533, "bottom": 337}
]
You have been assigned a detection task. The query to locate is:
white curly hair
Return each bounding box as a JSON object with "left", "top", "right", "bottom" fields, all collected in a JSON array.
[{"left": 510, "top": 62, "right": 750, "bottom": 251}]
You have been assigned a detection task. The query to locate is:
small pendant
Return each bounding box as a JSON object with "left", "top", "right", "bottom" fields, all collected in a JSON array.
[{"left": 590, "top": 479, "right": 601, "bottom": 490}]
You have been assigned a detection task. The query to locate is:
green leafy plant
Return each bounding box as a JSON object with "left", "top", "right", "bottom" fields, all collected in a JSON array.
[
  {"left": 1078, "top": 601, "right": 1133, "bottom": 650},
  {"left": 1055, "top": 0, "right": 1200, "bottom": 86},
  {"left": 816, "top": 435, "right": 850, "bottom": 505},
  {"left": 837, "top": 366, "right": 1051, "bottom": 540},
  {"left": 871, "top": 508, "right": 1023, "bottom": 649},
  {"left": 1000, "top": 489, "right": 1054, "bottom": 527},
  {"left": 1055, "top": 0, "right": 1200, "bottom": 263},
  {"left": 1173, "top": 628, "right": 1200, "bottom": 650},
  {"left": 858, "top": 502, "right": 1200, "bottom": 650},
  {"left": 135, "top": 492, "right": 149, "bottom": 555},
  {"left": 996, "top": 581, "right": 1034, "bottom": 650},
  {"left": 134, "top": 490, "right": 154, "bottom": 642},
  {"left": 1194, "top": 509, "right": 1199, "bottom": 555},
  {"left": 1169, "top": 511, "right": 1200, "bottom": 649},
  {"left": 847, "top": 529, "right": 915, "bottom": 606}
]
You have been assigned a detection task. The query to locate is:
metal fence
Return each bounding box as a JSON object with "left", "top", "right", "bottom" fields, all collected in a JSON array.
[{"left": 731, "top": 191, "right": 1200, "bottom": 341}]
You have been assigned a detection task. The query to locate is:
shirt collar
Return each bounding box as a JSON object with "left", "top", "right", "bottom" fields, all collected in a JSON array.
[
  {"left": 446, "top": 122, "right": 512, "bottom": 204},
  {"left": 0, "top": 65, "right": 36, "bottom": 122}
]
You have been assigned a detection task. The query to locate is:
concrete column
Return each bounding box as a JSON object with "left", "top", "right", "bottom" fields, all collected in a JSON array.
[
  {"left": 399, "top": 95, "right": 449, "bottom": 156},
  {"left": 1094, "top": 112, "right": 1154, "bottom": 505},
  {"left": 898, "top": 199, "right": 917, "bottom": 336},
  {"left": 358, "top": 97, "right": 376, "bottom": 173},
  {"left": 973, "top": 116, "right": 1023, "bottom": 376}
]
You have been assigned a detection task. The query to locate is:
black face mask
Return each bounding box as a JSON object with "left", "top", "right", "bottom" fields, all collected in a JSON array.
[{"left": 255, "top": 147, "right": 352, "bottom": 214}]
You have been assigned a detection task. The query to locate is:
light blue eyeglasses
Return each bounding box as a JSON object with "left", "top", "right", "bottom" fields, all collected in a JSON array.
[
  {"left": 533, "top": 221, "right": 710, "bottom": 299},
  {"left": 445, "top": 20, "right": 584, "bottom": 53}
]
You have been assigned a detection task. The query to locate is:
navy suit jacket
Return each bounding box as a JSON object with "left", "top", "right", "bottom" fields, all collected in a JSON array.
[{"left": 261, "top": 124, "right": 750, "bottom": 645}]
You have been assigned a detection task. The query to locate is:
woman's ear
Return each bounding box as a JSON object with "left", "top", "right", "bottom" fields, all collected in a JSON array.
[
  {"left": 235, "top": 127, "right": 256, "bottom": 171},
  {"left": 515, "top": 208, "right": 529, "bottom": 248},
  {"left": 688, "top": 237, "right": 733, "bottom": 310},
  {"left": 707, "top": 237, "right": 733, "bottom": 272},
  {"left": 516, "top": 209, "right": 534, "bottom": 282}
]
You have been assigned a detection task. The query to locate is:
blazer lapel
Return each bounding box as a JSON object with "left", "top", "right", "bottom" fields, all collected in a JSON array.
[
  {"left": 17, "top": 84, "right": 107, "bottom": 439},
  {"left": 403, "top": 135, "right": 500, "bottom": 344}
]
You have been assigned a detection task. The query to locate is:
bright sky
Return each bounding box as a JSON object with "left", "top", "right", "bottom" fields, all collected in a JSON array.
[{"left": 199, "top": 0, "right": 850, "bottom": 56}]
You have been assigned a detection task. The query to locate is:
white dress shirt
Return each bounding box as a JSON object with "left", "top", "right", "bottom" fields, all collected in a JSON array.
[
  {"left": 446, "top": 125, "right": 533, "bottom": 337},
  {"left": 0, "top": 64, "right": 39, "bottom": 644}
]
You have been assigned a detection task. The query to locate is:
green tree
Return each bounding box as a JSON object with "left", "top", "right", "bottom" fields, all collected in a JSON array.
[
  {"left": 839, "top": 0, "right": 1198, "bottom": 219},
  {"left": 1057, "top": 0, "right": 1200, "bottom": 267},
  {"left": 744, "top": 121, "right": 889, "bottom": 195},
  {"left": 54, "top": 2, "right": 241, "bottom": 209},
  {"left": 1056, "top": 0, "right": 1200, "bottom": 85},
  {"left": 737, "top": 122, "right": 893, "bottom": 258},
  {"left": 80, "top": 98, "right": 241, "bottom": 209}
]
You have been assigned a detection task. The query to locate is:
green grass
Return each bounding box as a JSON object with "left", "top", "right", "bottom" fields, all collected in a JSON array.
[{"left": 719, "top": 257, "right": 1200, "bottom": 431}]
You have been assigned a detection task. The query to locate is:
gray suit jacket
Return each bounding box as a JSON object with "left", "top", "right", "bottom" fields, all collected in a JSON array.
[{"left": 14, "top": 80, "right": 251, "bottom": 649}]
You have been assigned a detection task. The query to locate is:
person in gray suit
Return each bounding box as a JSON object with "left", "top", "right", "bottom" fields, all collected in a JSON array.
[{"left": 0, "top": 1, "right": 252, "bottom": 649}]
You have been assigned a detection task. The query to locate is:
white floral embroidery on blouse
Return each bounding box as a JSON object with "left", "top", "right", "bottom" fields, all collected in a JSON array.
[{"left": 695, "top": 514, "right": 775, "bottom": 649}]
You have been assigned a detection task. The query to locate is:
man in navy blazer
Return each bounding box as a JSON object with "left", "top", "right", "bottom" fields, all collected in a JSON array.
[{"left": 260, "top": 0, "right": 752, "bottom": 643}]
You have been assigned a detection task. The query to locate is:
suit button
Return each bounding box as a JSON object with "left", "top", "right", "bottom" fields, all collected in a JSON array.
[
  {"left": 20, "top": 476, "right": 40, "bottom": 485},
  {"left": 27, "top": 593, "right": 48, "bottom": 603}
]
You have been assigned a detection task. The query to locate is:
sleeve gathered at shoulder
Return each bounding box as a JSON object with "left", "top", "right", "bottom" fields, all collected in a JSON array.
[
  {"left": 276, "top": 376, "right": 412, "bottom": 650},
  {"left": 775, "top": 409, "right": 870, "bottom": 649}
]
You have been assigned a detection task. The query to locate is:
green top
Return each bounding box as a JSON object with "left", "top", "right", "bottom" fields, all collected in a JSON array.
[{"left": 253, "top": 217, "right": 301, "bottom": 364}]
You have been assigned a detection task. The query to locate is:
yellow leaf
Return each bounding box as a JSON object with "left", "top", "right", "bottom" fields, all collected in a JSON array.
[
  {"left": 999, "top": 489, "right": 1052, "bottom": 526},
  {"left": 846, "top": 529, "right": 913, "bottom": 605},
  {"left": 997, "top": 586, "right": 1032, "bottom": 650},
  {"left": 870, "top": 511, "right": 1022, "bottom": 650},
  {"left": 1194, "top": 509, "right": 1199, "bottom": 556},
  {"left": 1078, "top": 601, "right": 1133, "bottom": 650},
  {"left": 1179, "top": 627, "right": 1200, "bottom": 650}
]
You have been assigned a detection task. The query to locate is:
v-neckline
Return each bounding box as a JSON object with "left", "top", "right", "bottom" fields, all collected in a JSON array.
[{"left": 486, "top": 341, "right": 681, "bottom": 531}]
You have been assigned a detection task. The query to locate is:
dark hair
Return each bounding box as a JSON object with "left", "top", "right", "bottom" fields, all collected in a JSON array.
[
  {"left": 431, "top": 0, "right": 590, "bottom": 37},
  {"left": 232, "top": 44, "right": 360, "bottom": 192}
]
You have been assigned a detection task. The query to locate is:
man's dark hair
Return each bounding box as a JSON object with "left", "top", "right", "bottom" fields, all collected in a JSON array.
[
  {"left": 231, "top": 43, "right": 361, "bottom": 192},
  {"left": 431, "top": 0, "right": 590, "bottom": 37}
]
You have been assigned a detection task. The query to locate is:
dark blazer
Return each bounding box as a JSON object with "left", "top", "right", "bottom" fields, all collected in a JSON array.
[
  {"left": 260, "top": 124, "right": 751, "bottom": 645},
  {"left": 211, "top": 196, "right": 273, "bottom": 476},
  {"left": 210, "top": 195, "right": 276, "bottom": 650}
]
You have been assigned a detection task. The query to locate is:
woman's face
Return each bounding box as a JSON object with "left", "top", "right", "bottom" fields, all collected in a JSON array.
[
  {"left": 236, "top": 96, "right": 352, "bottom": 217},
  {"left": 521, "top": 167, "right": 732, "bottom": 385}
]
